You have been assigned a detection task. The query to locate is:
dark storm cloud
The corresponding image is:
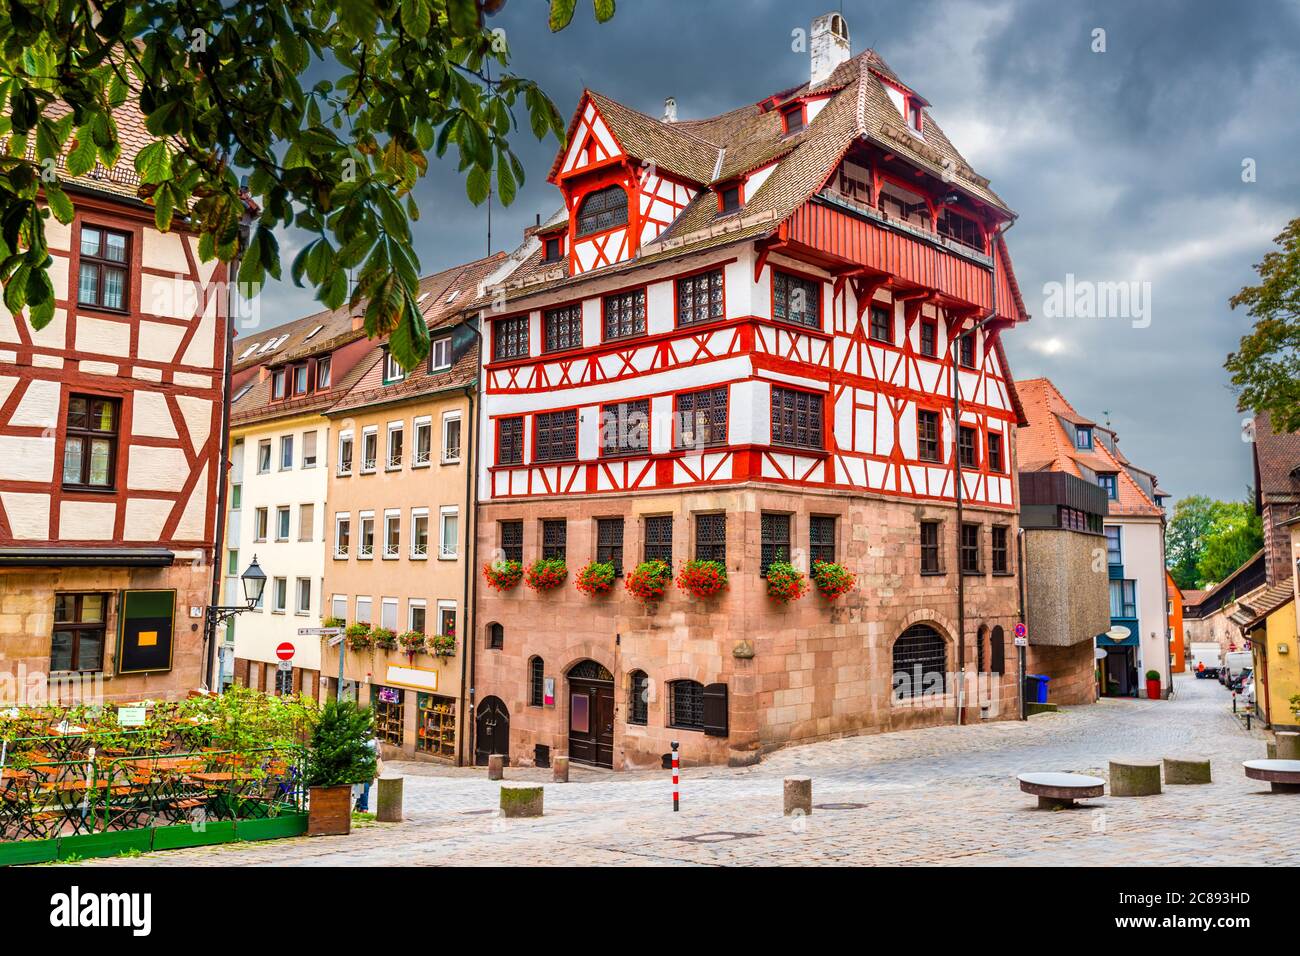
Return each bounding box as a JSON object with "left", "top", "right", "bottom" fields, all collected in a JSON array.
[{"left": 253, "top": 0, "right": 1300, "bottom": 502}]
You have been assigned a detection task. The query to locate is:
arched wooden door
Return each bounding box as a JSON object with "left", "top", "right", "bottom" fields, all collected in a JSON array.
[
  {"left": 474, "top": 696, "right": 510, "bottom": 766},
  {"left": 567, "top": 660, "right": 614, "bottom": 768}
]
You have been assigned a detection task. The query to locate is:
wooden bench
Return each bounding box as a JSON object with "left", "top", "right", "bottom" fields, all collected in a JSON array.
[
  {"left": 1018, "top": 772, "right": 1105, "bottom": 809},
  {"left": 1243, "top": 759, "right": 1300, "bottom": 793}
]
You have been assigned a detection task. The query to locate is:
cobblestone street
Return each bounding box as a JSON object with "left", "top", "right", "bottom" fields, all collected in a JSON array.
[{"left": 74, "top": 675, "right": 1298, "bottom": 866}]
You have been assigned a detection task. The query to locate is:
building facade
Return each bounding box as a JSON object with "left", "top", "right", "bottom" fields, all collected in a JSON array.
[
  {"left": 0, "top": 104, "right": 230, "bottom": 703},
  {"left": 320, "top": 256, "right": 498, "bottom": 762},
  {"left": 225, "top": 307, "right": 376, "bottom": 695},
  {"left": 469, "top": 15, "right": 1031, "bottom": 769}
]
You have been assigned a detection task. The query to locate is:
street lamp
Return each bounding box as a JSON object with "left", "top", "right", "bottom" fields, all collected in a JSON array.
[{"left": 203, "top": 555, "right": 268, "bottom": 691}]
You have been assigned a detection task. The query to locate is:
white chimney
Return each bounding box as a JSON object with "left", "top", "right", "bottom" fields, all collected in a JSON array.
[
  {"left": 810, "top": 12, "right": 851, "bottom": 87},
  {"left": 663, "top": 96, "right": 677, "bottom": 123}
]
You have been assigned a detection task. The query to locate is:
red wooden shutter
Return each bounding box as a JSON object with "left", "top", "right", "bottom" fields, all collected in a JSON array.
[{"left": 702, "top": 682, "right": 729, "bottom": 737}]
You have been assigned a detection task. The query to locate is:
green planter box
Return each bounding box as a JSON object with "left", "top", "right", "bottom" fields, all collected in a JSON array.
[
  {"left": 236, "top": 813, "right": 307, "bottom": 842},
  {"left": 0, "top": 838, "right": 58, "bottom": 865},
  {"left": 57, "top": 829, "right": 153, "bottom": 861},
  {"left": 151, "top": 820, "right": 238, "bottom": 851}
]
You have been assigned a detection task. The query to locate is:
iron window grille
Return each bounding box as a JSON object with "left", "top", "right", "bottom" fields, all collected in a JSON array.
[
  {"left": 529, "top": 656, "right": 545, "bottom": 706},
  {"left": 917, "top": 410, "right": 940, "bottom": 462},
  {"left": 643, "top": 515, "right": 673, "bottom": 564},
  {"left": 544, "top": 303, "right": 583, "bottom": 353},
  {"left": 600, "top": 399, "right": 649, "bottom": 456},
  {"left": 694, "top": 513, "right": 726, "bottom": 564},
  {"left": 497, "top": 417, "right": 524, "bottom": 465},
  {"left": 960, "top": 523, "right": 981, "bottom": 573},
  {"left": 770, "top": 387, "right": 824, "bottom": 450},
  {"left": 629, "top": 671, "right": 650, "bottom": 725},
  {"left": 893, "top": 625, "right": 947, "bottom": 700},
  {"left": 920, "top": 521, "right": 942, "bottom": 573},
  {"left": 773, "top": 270, "right": 820, "bottom": 329},
  {"left": 669, "top": 680, "right": 705, "bottom": 730},
  {"left": 596, "top": 518, "right": 624, "bottom": 575},
  {"left": 676, "top": 387, "right": 728, "bottom": 448},
  {"left": 494, "top": 315, "right": 529, "bottom": 360},
  {"left": 958, "top": 426, "right": 977, "bottom": 469},
  {"left": 991, "top": 526, "right": 1009, "bottom": 574},
  {"left": 51, "top": 593, "right": 107, "bottom": 673},
  {"left": 603, "top": 289, "right": 646, "bottom": 340},
  {"left": 576, "top": 185, "right": 628, "bottom": 237},
  {"left": 500, "top": 520, "right": 524, "bottom": 563},
  {"left": 676, "top": 269, "right": 725, "bottom": 326},
  {"left": 62, "top": 395, "right": 120, "bottom": 490},
  {"left": 809, "top": 516, "right": 836, "bottom": 565},
  {"left": 541, "top": 519, "right": 567, "bottom": 561},
  {"left": 869, "top": 305, "right": 892, "bottom": 343},
  {"left": 77, "top": 226, "right": 129, "bottom": 311},
  {"left": 534, "top": 409, "right": 577, "bottom": 462},
  {"left": 760, "top": 513, "right": 791, "bottom": 576}
]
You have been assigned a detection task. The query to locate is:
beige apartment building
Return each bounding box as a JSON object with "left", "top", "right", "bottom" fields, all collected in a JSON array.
[{"left": 320, "top": 256, "right": 498, "bottom": 761}]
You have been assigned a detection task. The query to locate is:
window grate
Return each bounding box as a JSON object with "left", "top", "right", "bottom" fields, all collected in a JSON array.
[
  {"left": 629, "top": 671, "right": 649, "bottom": 725},
  {"left": 529, "top": 657, "right": 545, "bottom": 706},
  {"left": 893, "top": 625, "right": 947, "bottom": 700},
  {"left": 576, "top": 186, "right": 628, "bottom": 237},
  {"left": 534, "top": 410, "right": 577, "bottom": 462},
  {"left": 760, "top": 513, "right": 791, "bottom": 575},
  {"left": 542, "top": 519, "right": 566, "bottom": 561},
  {"left": 809, "top": 516, "right": 836, "bottom": 565},
  {"left": 770, "top": 387, "right": 823, "bottom": 449},
  {"left": 494, "top": 315, "right": 529, "bottom": 360},
  {"left": 596, "top": 518, "right": 624, "bottom": 575},
  {"left": 544, "top": 303, "right": 583, "bottom": 353},
  {"left": 676, "top": 387, "right": 728, "bottom": 448},
  {"left": 694, "top": 513, "right": 726, "bottom": 564},
  {"left": 600, "top": 399, "right": 649, "bottom": 456},
  {"left": 773, "top": 271, "right": 820, "bottom": 329},
  {"left": 669, "top": 680, "right": 704, "bottom": 729},
  {"left": 603, "top": 289, "right": 646, "bottom": 340},
  {"left": 500, "top": 520, "right": 523, "bottom": 564},
  {"left": 676, "top": 269, "right": 725, "bottom": 326},
  {"left": 497, "top": 417, "right": 524, "bottom": 465},
  {"left": 643, "top": 515, "right": 673, "bottom": 564}
]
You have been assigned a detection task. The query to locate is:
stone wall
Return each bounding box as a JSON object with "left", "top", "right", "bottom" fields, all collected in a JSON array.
[{"left": 475, "top": 484, "right": 1021, "bottom": 769}]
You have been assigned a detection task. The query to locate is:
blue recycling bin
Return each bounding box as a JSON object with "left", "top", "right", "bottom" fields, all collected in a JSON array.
[{"left": 1025, "top": 674, "right": 1050, "bottom": 704}]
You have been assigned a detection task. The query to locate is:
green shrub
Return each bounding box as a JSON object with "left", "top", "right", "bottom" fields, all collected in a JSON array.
[{"left": 304, "top": 699, "right": 376, "bottom": 788}]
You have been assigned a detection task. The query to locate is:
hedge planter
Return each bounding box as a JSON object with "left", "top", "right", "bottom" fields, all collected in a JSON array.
[
  {"left": 483, "top": 559, "right": 524, "bottom": 592},
  {"left": 397, "top": 630, "right": 427, "bottom": 655},
  {"left": 811, "top": 560, "right": 856, "bottom": 599},
  {"left": 575, "top": 561, "right": 616, "bottom": 596},
  {"left": 625, "top": 560, "right": 673, "bottom": 604},
  {"left": 765, "top": 560, "right": 808, "bottom": 603},
  {"left": 429, "top": 634, "right": 456, "bottom": 658},
  {"left": 1145, "top": 670, "right": 1162, "bottom": 700},
  {"left": 345, "top": 623, "right": 373, "bottom": 651},
  {"left": 677, "top": 560, "right": 728, "bottom": 598},
  {"left": 370, "top": 627, "right": 398, "bottom": 651},
  {"left": 525, "top": 558, "right": 568, "bottom": 592},
  {"left": 308, "top": 784, "right": 353, "bottom": 836}
]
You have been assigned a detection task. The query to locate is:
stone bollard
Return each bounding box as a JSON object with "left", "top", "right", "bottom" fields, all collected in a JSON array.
[
  {"left": 553, "top": 755, "right": 569, "bottom": 783},
  {"left": 376, "top": 775, "right": 403, "bottom": 822},
  {"left": 1163, "top": 757, "right": 1212, "bottom": 785},
  {"left": 488, "top": 753, "right": 504, "bottom": 781},
  {"left": 1268, "top": 741, "right": 1278, "bottom": 760},
  {"left": 500, "top": 783, "right": 543, "bottom": 818},
  {"left": 783, "top": 776, "right": 813, "bottom": 816},
  {"left": 1109, "top": 759, "right": 1162, "bottom": 796},
  {"left": 1276, "top": 732, "right": 1300, "bottom": 761}
]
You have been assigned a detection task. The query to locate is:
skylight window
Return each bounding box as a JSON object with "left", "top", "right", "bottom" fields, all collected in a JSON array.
[
  {"left": 304, "top": 324, "right": 324, "bottom": 340},
  {"left": 416, "top": 292, "right": 430, "bottom": 304},
  {"left": 445, "top": 290, "right": 460, "bottom": 304},
  {"left": 237, "top": 345, "right": 257, "bottom": 360}
]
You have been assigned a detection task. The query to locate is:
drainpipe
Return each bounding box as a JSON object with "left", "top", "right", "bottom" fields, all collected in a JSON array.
[
  {"left": 457, "top": 318, "right": 483, "bottom": 766},
  {"left": 1016, "top": 527, "right": 1027, "bottom": 720}
]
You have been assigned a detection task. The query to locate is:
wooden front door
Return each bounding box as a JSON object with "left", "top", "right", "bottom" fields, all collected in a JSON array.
[
  {"left": 474, "top": 696, "right": 510, "bottom": 766},
  {"left": 567, "top": 660, "right": 614, "bottom": 768}
]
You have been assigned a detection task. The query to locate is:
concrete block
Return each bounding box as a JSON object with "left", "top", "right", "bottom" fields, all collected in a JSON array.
[
  {"left": 1110, "top": 759, "right": 1162, "bottom": 796},
  {"left": 553, "top": 756, "right": 569, "bottom": 783},
  {"left": 488, "top": 753, "right": 504, "bottom": 780},
  {"left": 1163, "top": 757, "right": 1211, "bottom": 785},
  {"left": 376, "top": 775, "right": 403, "bottom": 822},
  {"left": 500, "top": 783, "right": 543, "bottom": 818},
  {"left": 784, "top": 776, "right": 813, "bottom": 816}
]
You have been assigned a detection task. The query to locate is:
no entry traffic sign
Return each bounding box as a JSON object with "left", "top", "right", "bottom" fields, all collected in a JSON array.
[{"left": 276, "top": 642, "right": 295, "bottom": 662}]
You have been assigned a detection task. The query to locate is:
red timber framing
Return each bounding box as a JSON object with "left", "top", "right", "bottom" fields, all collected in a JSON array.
[{"left": 0, "top": 192, "right": 228, "bottom": 548}]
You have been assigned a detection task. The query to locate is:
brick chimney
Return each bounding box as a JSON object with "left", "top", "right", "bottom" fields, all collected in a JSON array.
[{"left": 810, "top": 12, "right": 851, "bottom": 87}]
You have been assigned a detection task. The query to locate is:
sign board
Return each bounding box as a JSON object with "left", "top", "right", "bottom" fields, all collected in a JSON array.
[
  {"left": 117, "top": 706, "right": 147, "bottom": 727},
  {"left": 1013, "top": 622, "right": 1027, "bottom": 639},
  {"left": 327, "top": 635, "right": 344, "bottom": 647},
  {"left": 277, "top": 661, "right": 293, "bottom": 673},
  {"left": 275, "top": 642, "right": 295, "bottom": 661},
  {"left": 1106, "top": 625, "right": 1131, "bottom": 641},
  {"left": 1014, "top": 636, "right": 1027, "bottom": 647},
  {"left": 298, "top": 627, "right": 343, "bottom": 636},
  {"left": 544, "top": 677, "right": 556, "bottom": 707},
  {"left": 384, "top": 663, "right": 438, "bottom": 692}
]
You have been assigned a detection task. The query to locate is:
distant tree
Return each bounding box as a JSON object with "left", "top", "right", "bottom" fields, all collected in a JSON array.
[
  {"left": 1225, "top": 217, "right": 1300, "bottom": 431},
  {"left": 1167, "top": 494, "right": 1264, "bottom": 589},
  {"left": 0, "top": 0, "right": 614, "bottom": 370}
]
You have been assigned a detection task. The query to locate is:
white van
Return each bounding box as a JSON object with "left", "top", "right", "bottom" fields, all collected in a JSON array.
[
  {"left": 1223, "top": 651, "right": 1253, "bottom": 684},
  {"left": 1189, "top": 643, "right": 1222, "bottom": 678}
]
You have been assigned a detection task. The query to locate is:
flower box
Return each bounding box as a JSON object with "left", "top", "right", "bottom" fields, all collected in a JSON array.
[
  {"left": 677, "top": 559, "right": 728, "bottom": 598},
  {"left": 575, "top": 561, "right": 616, "bottom": 596},
  {"left": 525, "top": 558, "right": 568, "bottom": 592}
]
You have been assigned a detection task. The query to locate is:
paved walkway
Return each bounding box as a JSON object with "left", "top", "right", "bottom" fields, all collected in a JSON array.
[{"left": 73, "top": 675, "right": 1297, "bottom": 866}]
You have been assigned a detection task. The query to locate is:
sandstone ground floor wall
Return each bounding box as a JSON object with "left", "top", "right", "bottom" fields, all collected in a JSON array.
[
  {"left": 474, "top": 485, "right": 1023, "bottom": 769},
  {"left": 0, "top": 560, "right": 213, "bottom": 705},
  {"left": 1026, "top": 640, "right": 1097, "bottom": 705}
]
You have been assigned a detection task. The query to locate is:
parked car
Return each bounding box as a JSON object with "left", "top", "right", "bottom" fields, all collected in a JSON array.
[
  {"left": 1223, "top": 652, "right": 1253, "bottom": 687},
  {"left": 1238, "top": 674, "right": 1256, "bottom": 708},
  {"left": 1228, "top": 667, "right": 1252, "bottom": 693}
]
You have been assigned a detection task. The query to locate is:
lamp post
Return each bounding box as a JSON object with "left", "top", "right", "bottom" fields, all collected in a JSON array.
[{"left": 203, "top": 555, "right": 268, "bottom": 691}]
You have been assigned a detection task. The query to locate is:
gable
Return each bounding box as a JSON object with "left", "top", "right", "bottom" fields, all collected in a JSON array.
[{"left": 556, "top": 98, "right": 625, "bottom": 180}]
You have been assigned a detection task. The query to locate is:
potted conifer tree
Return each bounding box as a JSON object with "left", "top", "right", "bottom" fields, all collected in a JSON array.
[{"left": 304, "top": 698, "right": 377, "bottom": 836}]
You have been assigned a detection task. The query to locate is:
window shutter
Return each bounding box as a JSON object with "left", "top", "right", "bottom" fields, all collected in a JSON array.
[{"left": 702, "top": 682, "right": 729, "bottom": 737}]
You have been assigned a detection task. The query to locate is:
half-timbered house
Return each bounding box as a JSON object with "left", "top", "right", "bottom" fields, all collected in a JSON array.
[
  {"left": 0, "top": 103, "right": 232, "bottom": 703},
  {"left": 470, "top": 14, "right": 1031, "bottom": 768}
]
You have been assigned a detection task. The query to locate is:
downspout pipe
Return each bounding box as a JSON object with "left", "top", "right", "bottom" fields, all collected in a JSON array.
[{"left": 457, "top": 317, "right": 484, "bottom": 766}]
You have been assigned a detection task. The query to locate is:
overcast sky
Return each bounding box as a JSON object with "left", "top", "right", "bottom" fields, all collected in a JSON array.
[{"left": 253, "top": 0, "right": 1300, "bottom": 504}]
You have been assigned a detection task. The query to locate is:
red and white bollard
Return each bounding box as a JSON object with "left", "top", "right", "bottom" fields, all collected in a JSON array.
[{"left": 671, "top": 740, "right": 679, "bottom": 812}]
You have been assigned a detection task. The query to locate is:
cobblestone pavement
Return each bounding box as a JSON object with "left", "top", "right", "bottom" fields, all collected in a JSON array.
[{"left": 73, "top": 675, "right": 1299, "bottom": 866}]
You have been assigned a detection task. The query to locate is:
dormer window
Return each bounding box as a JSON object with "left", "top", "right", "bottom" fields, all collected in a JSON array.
[
  {"left": 1076, "top": 426, "right": 1094, "bottom": 450},
  {"left": 271, "top": 368, "right": 286, "bottom": 400},
  {"left": 719, "top": 184, "right": 741, "bottom": 214},
  {"left": 542, "top": 236, "right": 565, "bottom": 263},
  {"left": 291, "top": 362, "right": 309, "bottom": 396},
  {"left": 575, "top": 186, "right": 628, "bottom": 238},
  {"left": 316, "top": 355, "right": 332, "bottom": 389},
  {"left": 1098, "top": 473, "right": 1118, "bottom": 500},
  {"left": 907, "top": 98, "right": 924, "bottom": 134},
  {"left": 383, "top": 350, "right": 405, "bottom": 385},
  {"left": 780, "top": 103, "right": 805, "bottom": 134}
]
